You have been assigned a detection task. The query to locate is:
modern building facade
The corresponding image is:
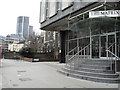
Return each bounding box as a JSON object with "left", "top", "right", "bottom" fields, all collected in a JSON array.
[
  {"left": 39, "top": 0, "right": 120, "bottom": 83},
  {"left": 16, "top": 16, "right": 29, "bottom": 39}
]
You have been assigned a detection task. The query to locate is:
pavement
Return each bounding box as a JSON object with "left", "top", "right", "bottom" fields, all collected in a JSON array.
[
  {"left": 0, "top": 59, "right": 119, "bottom": 88},
  {"left": 0, "top": 59, "right": 2, "bottom": 90}
]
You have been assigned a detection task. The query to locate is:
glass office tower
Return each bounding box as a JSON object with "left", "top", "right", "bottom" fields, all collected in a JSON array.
[{"left": 16, "top": 16, "right": 29, "bottom": 39}]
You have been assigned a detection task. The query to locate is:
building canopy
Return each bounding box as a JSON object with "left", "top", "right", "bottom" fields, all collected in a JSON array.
[{"left": 67, "top": 17, "right": 120, "bottom": 34}]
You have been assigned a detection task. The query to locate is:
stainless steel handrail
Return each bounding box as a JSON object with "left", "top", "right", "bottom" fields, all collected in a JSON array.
[
  {"left": 107, "top": 42, "right": 115, "bottom": 50},
  {"left": 106, "top": 49, "right": 119, "bottom": 73},
  {"left": 106, "top": 50, "right": 119, "bottom": 60},
  {"left": 67, "top": 46, "right": 79, "bottom": 55},
  {"left": 67, "top": 44, "right": 90, "bottom": 63}
]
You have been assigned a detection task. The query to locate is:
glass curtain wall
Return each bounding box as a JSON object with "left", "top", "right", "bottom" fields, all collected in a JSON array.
[{"left": 66, "top": 17, "right": 120, "bottom": 59}]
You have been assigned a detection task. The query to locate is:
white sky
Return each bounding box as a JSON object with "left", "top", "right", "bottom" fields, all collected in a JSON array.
[{"left": 0, "top": 0, "right": 41, "bottom": 37}]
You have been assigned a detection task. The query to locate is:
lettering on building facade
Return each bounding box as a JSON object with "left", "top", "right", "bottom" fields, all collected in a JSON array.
[{"left": 89, "top": 10, "right": 120, "bottom": 18}]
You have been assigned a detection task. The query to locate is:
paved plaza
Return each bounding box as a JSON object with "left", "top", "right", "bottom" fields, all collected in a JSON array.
[
  {"left": 0, "top": 74, "right": 1, "bottom": 89},
  {"left": 0, "top": 59, "right": 119, "bottom": 88}
]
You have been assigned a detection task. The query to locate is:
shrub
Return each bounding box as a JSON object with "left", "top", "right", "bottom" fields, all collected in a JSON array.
[{"left": 19, "top": 47, "right": 34, "bottom": 58}]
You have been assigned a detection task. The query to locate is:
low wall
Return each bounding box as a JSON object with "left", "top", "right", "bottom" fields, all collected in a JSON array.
[
  {"left": 34, "top": 53, "right": 49, "bottom": 59},
  {"left": 39, "top": 58, "right": 59, "bottom": 62},
  {"left": 4, "top": 52, "right": 20, "bottom": 59},
  {"left": 4, "top": 52, "right": 60, "bottom": 62},
  {"left": 34, "top": 53, "right": 60, "bottom": 62},
  {"left": 21, "top": 57, "right": 33, "bottom": 62}
]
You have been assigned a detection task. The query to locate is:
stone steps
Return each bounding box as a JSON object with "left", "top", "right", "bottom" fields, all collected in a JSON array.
[
  {"left": 69, "top": 63, "right": 111, "bottom": 70},
  {"left": 72, "top": 59, "right": 113, "bottom": 65},
  {"left": 58, "top": 70, "right": 120, "bottom": 83},
  {"left": 65, "top": 65, "right": 115, "bottom": 74},
  {"left": 62, "top": 67, "right": 119, "bottom": 78},
  {"left": 59, "top": 59, "right": 120, "bottom": 83}
]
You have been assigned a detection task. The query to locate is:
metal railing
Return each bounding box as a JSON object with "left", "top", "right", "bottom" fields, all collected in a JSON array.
[
  {"left": 67, "top": 44, "right": 90, "bottom": 63},
  {"left": 107, "top": 42, "right": 115, "bottom": 50},
  {"left": 106, "top": 50, "right": 119, "bottom": 60},
  {"left": 66, "top": 44, "right": 90, "bottom": 75},
  {"left": 66, "top": 42, "right": 119, "bottom": 74},
  {"left": 105, "top": 42, "right": 119, "bottom": 73},
  {"left": 67, "top": 46, "right": 79, "bottom": 55},
  {"left": 106, "top": 49, "right": 119, "bottom": 73}
]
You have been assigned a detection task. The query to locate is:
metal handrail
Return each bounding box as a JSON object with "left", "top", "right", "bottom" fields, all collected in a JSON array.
[
  {"left": 107, "top": 42, "right": 115, "bottom": 50},
  {"left": 67, "top": 46, "right": 78, "bottom": 54},
  {"left": 106, "top": 49, "right": 119, "bottom": 73},
  {"left": 67, "top": 44, "right": 90, "bottom": 63},
  {"left": 106, "top": 50, "right": 119, "bottom": 60}
]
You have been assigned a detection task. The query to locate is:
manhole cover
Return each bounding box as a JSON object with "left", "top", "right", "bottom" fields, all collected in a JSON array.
[{"left": 19, "top": 78, "right": 32, "bottom": 81}]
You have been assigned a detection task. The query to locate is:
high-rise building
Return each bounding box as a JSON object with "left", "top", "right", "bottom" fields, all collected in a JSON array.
[
  {"left": 29, "top": 25, "right": 33, "bottom": 39},
  {"left": 16, "top": 16, "right": 29, "bottom": 39}
]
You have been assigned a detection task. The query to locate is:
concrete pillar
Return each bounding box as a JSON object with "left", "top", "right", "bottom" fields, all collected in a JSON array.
[{"left": 60, "top": 31, "right": 66, "bottom": 63}]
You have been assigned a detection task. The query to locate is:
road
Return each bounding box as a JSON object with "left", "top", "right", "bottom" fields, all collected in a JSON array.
[{"left": 0, "top": 59, "right": 119, "bottom": 88}]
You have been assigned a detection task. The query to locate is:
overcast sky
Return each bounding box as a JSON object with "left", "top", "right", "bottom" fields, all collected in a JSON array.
[{"left": 0, "top": 0, "right": 41, "bottom": 37}]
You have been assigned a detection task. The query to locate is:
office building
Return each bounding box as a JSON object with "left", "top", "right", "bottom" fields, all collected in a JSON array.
[
  {"left": 16, "top": 16, "right": 29, "bottom": 39},
  {"left": 29, "top": 25, "right": 34, "bottom": 39},
  {"left": 39, "top": 0, "right": 120, "bottom": 83}
]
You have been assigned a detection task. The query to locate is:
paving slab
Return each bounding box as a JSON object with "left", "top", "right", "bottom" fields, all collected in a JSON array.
[
  {"left": 0, "top": 59, "right": 2, "bottom": 89},
  {"left": 1, "top": 59, "right": 119, "bottom": 88}
]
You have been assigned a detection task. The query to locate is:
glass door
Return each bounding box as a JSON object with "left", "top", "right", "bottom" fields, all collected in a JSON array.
[
  {"left": 92, "top": 36, "right": 99, "bottom": 58},
  {"left": 107, "top": 35, "right": 115, "bottom": 57},
  {"left": 101, "top": 33, "right": 116, "bottom": 58},
  {"left": 101, "top": 35, "right": 107, "bottom": 57}
]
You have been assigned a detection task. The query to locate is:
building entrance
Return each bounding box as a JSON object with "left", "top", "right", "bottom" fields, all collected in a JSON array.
[
  {"left": 91, "top": 32, "right": 116, "bottom": 58},
  {"left": 100, "top": 33, "right": 116, "bottom": 59},
  {"left": 66, "top": 17, "right": 120, "bottom": 60},
  {"left": 66, "top": 32, "right": 120, "bottom": 60}
]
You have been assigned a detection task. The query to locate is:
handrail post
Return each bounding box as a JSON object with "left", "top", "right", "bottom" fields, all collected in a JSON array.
[
  {"left": 115, "top": 60, "right": 117, "bottom": 73},
  {"left": 111, "top": 60, "right": 112, "bottom": 71},
  {"left": 90, "top": 27, "right": 92, "bottom": 59},
  {"left": 105, "top": 49, "right": 119, "bottom": 74},
  {"left": 84, "top": 49, "right": 85, "bottom": 59},
  {"left": 81, "top": 47, "right": 82, "bottom": 55}
]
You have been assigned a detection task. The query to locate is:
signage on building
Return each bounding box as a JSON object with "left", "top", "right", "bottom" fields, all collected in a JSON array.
[{"left": 89, "top": 10, "right": 120, "bottom": 18}]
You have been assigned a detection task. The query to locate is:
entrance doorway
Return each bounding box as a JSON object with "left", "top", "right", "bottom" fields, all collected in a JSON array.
[
  {"left": 101, "top": 33, "right": 116, "bottom": 58},
  {"left": 92, "top": 32, "right": 117, "bottom": 58}
]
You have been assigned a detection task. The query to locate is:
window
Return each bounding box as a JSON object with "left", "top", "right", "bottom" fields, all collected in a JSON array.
[
  {"left": 61, "top": 0, "right": 73, "bottom": 10},
  {"left": 45, "top": 0, "right": 49, "bottom": 18},
  {"left": 40, "top": 0, "right": 46, "bottom": 22},
  {"left": 48, "top": 0, "right": 57, "bottom": 17},
  {"left": 56, "top": 0, "right": 61, "bottom": 11}
]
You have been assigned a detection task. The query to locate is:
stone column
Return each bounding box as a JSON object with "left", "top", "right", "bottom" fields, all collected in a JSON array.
[{"left": 60, "top": 31, "right": 66, "bottom": 63}]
